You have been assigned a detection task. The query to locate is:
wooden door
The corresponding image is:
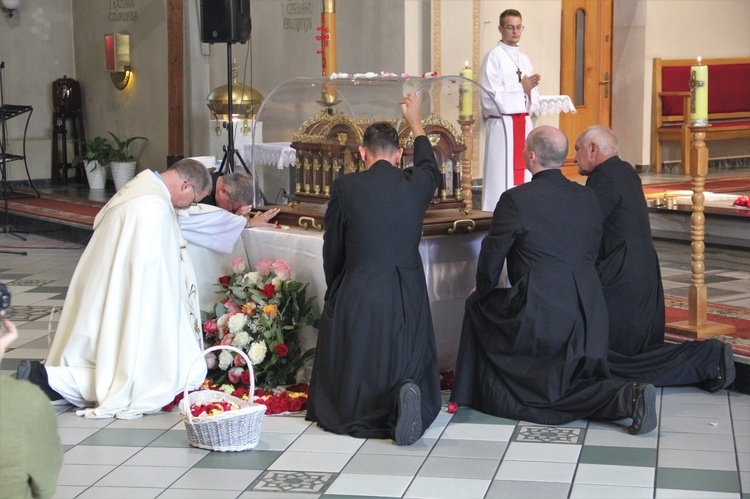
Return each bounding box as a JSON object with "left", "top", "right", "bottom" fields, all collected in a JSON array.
[{"left": 559, "top": 0, "right": 613, "bottom": 174}]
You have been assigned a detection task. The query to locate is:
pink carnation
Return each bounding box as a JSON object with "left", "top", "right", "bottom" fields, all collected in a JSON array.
[
  {"left": 256, "top": 259, "right": 274, "bottom": 276},
  {"left": 272, "top": 260, "right": 291, "bottom": 280},
  {"left": 229, "top": 257, "right": 248, "bottom": 273}
]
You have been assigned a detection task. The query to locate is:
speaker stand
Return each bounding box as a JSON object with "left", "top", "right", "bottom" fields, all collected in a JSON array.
[{"left": 214, "top": 43, "right": 268, "bottom": 205}]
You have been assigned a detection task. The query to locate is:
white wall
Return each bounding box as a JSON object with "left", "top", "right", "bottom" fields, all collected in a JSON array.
[
  {"left": 0, "top": 0, "right": 75, "bottom": 182},
  {"left": 636, "top": 0, "right": 750, "bottom": 165}
]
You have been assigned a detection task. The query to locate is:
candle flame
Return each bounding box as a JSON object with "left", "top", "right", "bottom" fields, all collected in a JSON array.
[
  {"left": 464, "top": 60, "right": 470, "bottom": 68},
  {"left": 697, "top": 56, "right": 702, "bottom": 64}
]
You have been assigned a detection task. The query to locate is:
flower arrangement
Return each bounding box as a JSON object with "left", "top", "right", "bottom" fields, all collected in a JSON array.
[{"left": 202, "top": 257, "right": 319, "bottom": 390}]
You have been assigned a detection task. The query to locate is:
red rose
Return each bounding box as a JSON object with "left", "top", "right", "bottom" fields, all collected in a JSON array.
[
  {"left": 241, "top": 369, "right": 251, "bottom": 386},
  {"left": 202, "top": 319, "right": 218, "bottom": 336},
  {"left": 289, "top": 398, "right": 303, "bottom": 412},
  {"left": 275, "top": 343, "right": 290, "bottom": 357},
  {"left": 218, "top": 275, "right": 231, "bottom": 288},
  {"left": 261, "top": 283, "right": 276, "bottom": 299},
  {"left": 447, "top": 402, "right": 459, "bottom": 414},
  {"left": 232, "top": 386, "right": 249, "bottom": 398}
]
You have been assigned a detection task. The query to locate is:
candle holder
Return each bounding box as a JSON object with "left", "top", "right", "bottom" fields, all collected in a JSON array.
[
  {"left": 457, "top": 118, "right": 476, "bottom": 214},
  {"left": 665, "top": 125, "right": 735, "bottom": 339}
]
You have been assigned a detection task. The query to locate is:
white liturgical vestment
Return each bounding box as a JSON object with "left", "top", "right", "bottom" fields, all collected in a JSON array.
[
  {"left": 46, "top": 170, "right": 206, "bottom": 419},
  {"left": 178, "top": 203, "right": 248, "bottom": 313},
  {"left": 481, "top": 41, "right": 540, "bottom": 212}
]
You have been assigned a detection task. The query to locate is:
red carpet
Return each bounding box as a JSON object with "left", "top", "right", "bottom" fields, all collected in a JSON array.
[
  {"left": 643, "top": 175, "right": 750, "bottom": 195},
  {"left": 5, "top": 191, "right": 103, "bottom": 229},
  {"left": 665, "top": 295, "right": 750, "bottom": 359}
]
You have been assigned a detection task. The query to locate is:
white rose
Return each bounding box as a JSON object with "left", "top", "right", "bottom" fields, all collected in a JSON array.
[
  {"left": 216, "top": 314, "right": 229, "bottom": 330},
  {"left": 227, "top": 313, "right": 248, "bottom": 333},
  {"left": 232, "top": 331, "right": 251, "bottom": 349},
  {"left": 243, "top": 272, "right": 260, "bottom": 287},
  {"left": 248, "top": 340, "right": 268, "bottom": 365},
  {"left": 271, "top": 277, "right": 283, "bottom": 288},
  {"left": 218, "top": 350, "right": 234, "bottom": 370}
]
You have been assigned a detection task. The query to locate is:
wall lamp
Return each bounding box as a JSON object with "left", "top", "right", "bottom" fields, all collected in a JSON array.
[
  {"left": 105, "top": 33, "right": 132, "bottom": 90},
  {"left": 1, "top": 0, "right": 20, "bottom": 18}
]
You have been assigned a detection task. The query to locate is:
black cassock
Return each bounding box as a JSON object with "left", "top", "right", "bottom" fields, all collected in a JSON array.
[
  {"left": 306, "top": 136, "right": 442, "bottom": 438},
  {"left": 586, "top": 156, "right": 665, "bottom": 355},
  {"left": 587, "top": 156, "right": 722, "bottom": 385},
  {"left": 451, "top": 170, "right": 633, "bottom": 425}
]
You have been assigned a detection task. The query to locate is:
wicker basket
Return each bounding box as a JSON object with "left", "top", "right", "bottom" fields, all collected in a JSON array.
[{"left": 179, "top": 345, "right": 266, "bottom": 452}]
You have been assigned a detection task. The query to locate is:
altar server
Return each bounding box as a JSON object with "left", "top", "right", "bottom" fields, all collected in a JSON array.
[
  {"left": 481, "top": 8, "right": 540, "bottom": 212},
  {"left": 306, "top": 93, "right": 442, "bottom": 445}
]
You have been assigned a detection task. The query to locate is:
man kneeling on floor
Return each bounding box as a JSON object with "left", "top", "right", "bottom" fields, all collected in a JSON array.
[
  {"left": 451, "top": 126, "right": 658, "bottom": 435},
  {"left": 18, "top": 159, "right": 213, "bottom": 419},
  {"left": 305, "top": 93, "right": 442, "bottom": 445}
]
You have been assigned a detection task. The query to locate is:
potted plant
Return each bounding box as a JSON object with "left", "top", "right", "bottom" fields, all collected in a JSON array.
[
  {"left": 72, "top": 136, "right": 113, "bottom": 190},
  {"left": 108, "top": 131, "right": 147, "bottom": 191}
]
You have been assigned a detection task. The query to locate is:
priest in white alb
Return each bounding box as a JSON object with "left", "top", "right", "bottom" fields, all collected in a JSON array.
[
  {"left": 18, "top": 160, "right": 213, "bottom": 419},
  {"left": 481, "top": 8, "right": 541, "bottom": 212}
]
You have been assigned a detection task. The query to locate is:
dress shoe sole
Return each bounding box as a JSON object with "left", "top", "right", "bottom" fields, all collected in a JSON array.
[
  {"left": 629, "top": 384, "right": 657, "bottom": 435},
  {"left": 16, "top": 360, "right": 31, "bottom": 380},
  {"left": 395, "top": 382, "right": 422, "bottom": 446},
  {"left": 719, "top": 343, "right": 736, "bottom": 391}
]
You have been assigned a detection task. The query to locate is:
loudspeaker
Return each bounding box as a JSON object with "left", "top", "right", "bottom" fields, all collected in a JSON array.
[{"left": 200, "top": 0, "right": 252, "bottom": 43}]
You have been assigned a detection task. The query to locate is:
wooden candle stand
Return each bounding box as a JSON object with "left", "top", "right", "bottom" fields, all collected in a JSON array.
[
  {"left": 458, "top": 118, "right": 475, "bottom": 214},
  {"left": 664, "top": 125, "right": 736, "bottom": 338}
]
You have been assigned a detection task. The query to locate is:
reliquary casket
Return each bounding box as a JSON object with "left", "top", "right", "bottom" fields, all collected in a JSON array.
[{"left": 252, "top": 76, "right": 493, "bottom": 235}]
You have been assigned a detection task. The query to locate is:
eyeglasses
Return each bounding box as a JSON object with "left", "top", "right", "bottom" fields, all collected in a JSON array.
[
  {"left": 185, "top": 181, "right": 198, "bottom": 205},
  {"left": 502, "top": 25, "right": 524, "bottom": 32}
]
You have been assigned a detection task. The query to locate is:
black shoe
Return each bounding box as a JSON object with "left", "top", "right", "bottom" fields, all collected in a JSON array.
[
  {"left": 394, "top": 380, "right": 422, "bottom": 446},
  {"left": 16, "top": 360, "right": 64, "bottom": 402},
  {"left": 702, "top": 342, "right": 736, "bottom": 393},
  {"left": 628, "top": 383, "right": 657, "bottom": 435}
]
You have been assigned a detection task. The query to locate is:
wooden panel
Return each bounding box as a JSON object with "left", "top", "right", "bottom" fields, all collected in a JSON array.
[{"left": 167, "top": 0, "right": 184, "bottom": 161}]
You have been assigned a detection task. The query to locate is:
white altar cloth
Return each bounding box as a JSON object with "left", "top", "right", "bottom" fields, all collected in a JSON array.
[
  {"left": 240, "top": 227, "right": 484, "bottom": 371},
  {"left": 535, "top": 95, "right": 577, "bottom": 116},
  {"left": 243, "top": 142, "right": 296, "bottom": 170}
]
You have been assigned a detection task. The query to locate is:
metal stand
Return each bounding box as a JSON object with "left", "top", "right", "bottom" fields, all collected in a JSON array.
[
  {"left": 216, "top": 42, "right": 249, "bottom": 175},
  {"left": 0, "top": 61, "right": 28, "bottom": 255}
]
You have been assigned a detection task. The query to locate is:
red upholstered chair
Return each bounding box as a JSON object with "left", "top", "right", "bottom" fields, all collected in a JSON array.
[{"left": 651, "top": 58, "right": 750, "bottom": 173}]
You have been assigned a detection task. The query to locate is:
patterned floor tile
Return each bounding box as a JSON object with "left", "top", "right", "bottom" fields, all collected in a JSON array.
[
  {"left": 250, "top": 470, "right": 336, "bottom": 494},
  {"left": 511, "top": 425, "right": 585, "bottom": 444},
  {"left": 3, "top": 304, "right": 58, "bottom": 322}
]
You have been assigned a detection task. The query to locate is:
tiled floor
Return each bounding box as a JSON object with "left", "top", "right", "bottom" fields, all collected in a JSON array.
[{"left": 1, "top": 165, "right": 749, "bottom": 498}]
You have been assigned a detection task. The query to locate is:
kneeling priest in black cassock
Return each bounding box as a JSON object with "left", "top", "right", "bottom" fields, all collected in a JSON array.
[{"left": 451, "top": 125, "right": 657, "bottom": 435}]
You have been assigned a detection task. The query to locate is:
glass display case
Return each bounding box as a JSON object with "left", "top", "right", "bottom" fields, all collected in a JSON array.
[{"left": 248, "top": 75, "right": 498, "bottom": 213}]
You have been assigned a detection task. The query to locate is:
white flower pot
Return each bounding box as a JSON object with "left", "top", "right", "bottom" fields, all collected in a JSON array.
[
  {"left": 84, "top": 160, "right": 107, "bottom": 190},
  {"left": 111, "top": 161, "right": 137, "bottom": 191}
]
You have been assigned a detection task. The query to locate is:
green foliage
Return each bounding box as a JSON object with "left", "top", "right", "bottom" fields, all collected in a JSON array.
[
  {"left": 72, "top": 136, "right": 113, "bottom": 170},
  {"left": 107, "top": 132, "right": 147, "bottom": 162}
]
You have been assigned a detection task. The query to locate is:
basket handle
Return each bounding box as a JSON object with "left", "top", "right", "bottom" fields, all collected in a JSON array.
[{"left": 182, "top": 345, "right": 256, "bottom": 422}]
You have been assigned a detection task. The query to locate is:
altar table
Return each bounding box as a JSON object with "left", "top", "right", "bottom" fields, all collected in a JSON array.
[{"left": 237, "top": 226, "right": 484, "bottom": 371}]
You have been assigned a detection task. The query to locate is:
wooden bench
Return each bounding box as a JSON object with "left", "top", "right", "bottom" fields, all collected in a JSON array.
[{"left": 651, "top": 57, "right": 750, "bottom": 173}]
